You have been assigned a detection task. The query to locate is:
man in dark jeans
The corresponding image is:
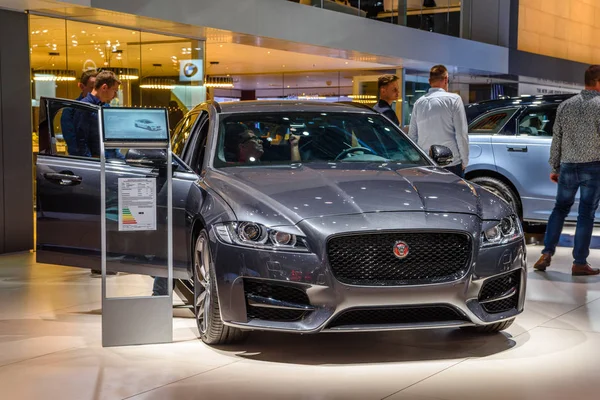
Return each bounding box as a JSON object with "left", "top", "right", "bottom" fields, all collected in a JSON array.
[
  {"left": 73, "top": 70, "right": 123, "bottom": 276},
  {"left": 534, "top": 65, "right": 600, "bottom": 276}
]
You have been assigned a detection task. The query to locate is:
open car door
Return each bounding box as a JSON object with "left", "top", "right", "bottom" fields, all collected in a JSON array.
[{"left": 36, "top": 97, "right": 197, "bottom": 278}]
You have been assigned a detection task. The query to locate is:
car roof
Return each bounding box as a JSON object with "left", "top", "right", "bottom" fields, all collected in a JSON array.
[
  {"left": 467, "top": 93, "right": 575, "bottom": 108},
  {"left": 465, "top": 93, "right": 576, "bottom": 123},
  {"left": 192, "top": 100, "right": 379, "bottom": 115}
]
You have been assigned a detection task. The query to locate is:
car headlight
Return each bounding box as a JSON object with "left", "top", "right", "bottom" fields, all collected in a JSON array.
[
  {"left": 481, "top": 215, "right": 523, "bottom": 247},
  {"left": 214, "top": 222, "right": 309, "bottom": 252}
]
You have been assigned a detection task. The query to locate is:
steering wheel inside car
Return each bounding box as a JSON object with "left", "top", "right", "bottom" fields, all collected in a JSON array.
[{"left": 334, "top": 146, "right": 377, "bottom": 161}]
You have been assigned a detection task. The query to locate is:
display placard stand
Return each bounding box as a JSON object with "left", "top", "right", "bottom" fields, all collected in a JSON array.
[{"left": 99, "top": 107, "right": 173, "bottom": 347}]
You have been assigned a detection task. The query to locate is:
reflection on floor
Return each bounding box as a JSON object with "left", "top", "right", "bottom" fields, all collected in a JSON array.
[{"left": 1, "top": 243, "right": 600, "bottom": 400}]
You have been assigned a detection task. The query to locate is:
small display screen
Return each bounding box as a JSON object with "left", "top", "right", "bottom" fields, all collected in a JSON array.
[{"left": 102, "top": 108, "right": 169, "bottom": 141}]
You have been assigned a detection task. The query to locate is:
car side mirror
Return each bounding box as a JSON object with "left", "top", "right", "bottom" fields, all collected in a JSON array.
[
  {"left": 429, "top": 145, "right": 453, "bottom": 166},
  {"left": 125, "top": 149, "right": 178, "bottom": 171}
]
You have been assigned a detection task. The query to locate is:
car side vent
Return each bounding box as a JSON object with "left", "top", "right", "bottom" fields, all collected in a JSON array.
[
  {"left": 244, "top": 279, "right": 313, "bottom": 322},
  {"left": 479, "top": 270, "right": 521, "bottom": 314}
]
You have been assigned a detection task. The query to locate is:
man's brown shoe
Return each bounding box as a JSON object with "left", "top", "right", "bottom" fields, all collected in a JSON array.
[
  {"left": 533, "top": 254, "right": 552, "bottom": 271},
  {"left": 572, "top": 264, "right": 600, "bottom": 276}
]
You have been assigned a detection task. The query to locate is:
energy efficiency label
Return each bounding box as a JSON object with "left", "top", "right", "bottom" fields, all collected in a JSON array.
[{"left": 118, "top": 178, "right": 157, "bottom": 231}]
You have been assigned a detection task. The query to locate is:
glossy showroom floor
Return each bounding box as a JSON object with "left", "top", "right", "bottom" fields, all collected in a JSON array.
[{"left": 1, "top": 240, "right": 600, "bottom": 400}]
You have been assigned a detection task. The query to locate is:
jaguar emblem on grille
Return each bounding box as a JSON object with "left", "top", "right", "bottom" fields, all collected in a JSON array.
[{"left": 393, "top": 241, "right": 409, "bottom": 259}]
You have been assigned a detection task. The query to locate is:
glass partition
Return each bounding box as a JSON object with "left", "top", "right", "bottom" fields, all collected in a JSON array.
[
  {"left": 30, "top": 16, "right": 206, "bottom": 153},
  {"left": 222, "top": 69, "right": 395, "bottom": 105}
]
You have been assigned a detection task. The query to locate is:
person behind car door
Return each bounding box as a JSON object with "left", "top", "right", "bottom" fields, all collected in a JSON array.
[
  {"left": 408, "top": 65, "right": 469, "bottom": 178},
  {"left": 73, "top": 70, "right": 124, "bottom": 159},
  {"left": 60, "top": 69, "right": 97, "bottom": 155},
  {"left": 533, "top": 65, "right": 600, "bottom": 276},
  {"left": 373, "top": 74, "right": 400, "bottom": 126}
]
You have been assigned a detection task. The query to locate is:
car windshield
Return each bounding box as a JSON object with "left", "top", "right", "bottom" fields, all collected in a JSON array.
[{"left": 214, "top": 111, "right": 429, "bottom": 168}]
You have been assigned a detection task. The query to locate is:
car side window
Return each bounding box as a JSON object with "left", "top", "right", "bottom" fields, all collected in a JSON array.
[
  {"left": 469, "top": 108, "right": 518, "bottom": 135},
  {"left": 171, "top": 112, "right": 200, "bottom": 157},
  {"left": 187, "top": 115, "right": 210, "bottom": 174},
  {"left": 517, "top": 106, "right": 557, "bottom": 137},
  {"left": 43, "top": 99, "right": 105, "bottom": 160}
]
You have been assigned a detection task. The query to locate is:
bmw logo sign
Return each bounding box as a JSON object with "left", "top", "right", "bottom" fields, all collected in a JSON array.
[{"left": 183, "top": 62, "right": 198, "bottom": 78}]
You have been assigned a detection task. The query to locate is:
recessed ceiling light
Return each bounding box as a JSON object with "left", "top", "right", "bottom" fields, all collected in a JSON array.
[
  {"left": 345, "top": 61, "right": 349, "bottom": 64},
  {"left": 219, "top": 44, "right": 223, "bottom": 48}
]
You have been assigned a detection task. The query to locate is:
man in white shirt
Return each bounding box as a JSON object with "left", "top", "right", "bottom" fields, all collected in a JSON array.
[{"left": 408, "top": 65, "right": 469, "bottom": 177}]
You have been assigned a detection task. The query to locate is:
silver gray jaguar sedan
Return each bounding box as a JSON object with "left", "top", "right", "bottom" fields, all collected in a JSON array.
[{"left": 36, "top": 99, "right": 526, "bottom": 345}]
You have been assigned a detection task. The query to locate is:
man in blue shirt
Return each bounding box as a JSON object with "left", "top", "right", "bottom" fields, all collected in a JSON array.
[
  {"left": 60, "top": 70, "right": 97, "bottom": 155},
  {"left": 73, "top": 70, "right": 124, "bottom": 159},
  {"left": 373, "top": 74, "right": 400, "bottom": 126}
]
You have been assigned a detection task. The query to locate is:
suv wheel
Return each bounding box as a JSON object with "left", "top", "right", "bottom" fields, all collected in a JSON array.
[
  {"left": 470, "top": 176, "right": 521, "bottom": 217},
  {"left": 193, "top": 230, "right": 249, "bottom": 345}
]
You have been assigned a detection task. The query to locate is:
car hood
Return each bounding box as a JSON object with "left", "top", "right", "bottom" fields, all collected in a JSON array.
[{"left": 206, "top": 163, "right": 511, "bottom": 226}]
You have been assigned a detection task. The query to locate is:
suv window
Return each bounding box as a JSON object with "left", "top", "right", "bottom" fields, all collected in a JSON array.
[
  {"left": 469, "top": 108, "right": 518, "bottom": 134},
  {"left": 171, "top": 112, "right": 200, "bottom": 156},
  {"left": 518, "top": 106, "right": 557, "bottom": 137}
]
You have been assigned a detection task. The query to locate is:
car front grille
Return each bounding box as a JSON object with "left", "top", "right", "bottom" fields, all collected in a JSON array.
[
  {"left": 327, "top": 232, "right": 472, "bottom": 286},
  {"left": 479, "top": 270, "right": 521, "bottom": 314},
  {"left": 327, "top": 305, "right": 468, "bottom": 329},
  {"left": 244, "top": 279, "right": 310, "bottom": 322}
]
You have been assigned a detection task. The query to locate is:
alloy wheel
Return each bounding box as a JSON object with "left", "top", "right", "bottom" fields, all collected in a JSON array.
[{"left": 194, "top": 235, "right": 211, "bottom": 335}]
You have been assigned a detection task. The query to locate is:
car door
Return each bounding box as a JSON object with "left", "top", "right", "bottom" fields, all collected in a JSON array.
[
  {"left": 36, "top": 97, "right": 198, "bottom": 278},
  {"left": 467, "top": 107, "right": 520, "bottom": 175},
  {"left": 489, "top": 104, "right": 582, "bottom": 222}
]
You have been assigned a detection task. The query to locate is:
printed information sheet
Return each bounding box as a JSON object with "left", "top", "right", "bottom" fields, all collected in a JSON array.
[{"left": 118, "top": 178, "right": 157, "bottom": 231}]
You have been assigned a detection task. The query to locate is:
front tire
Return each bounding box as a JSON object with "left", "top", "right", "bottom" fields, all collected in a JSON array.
[{"left": 193, "top": 230, "right": 248, "bottom": 345}]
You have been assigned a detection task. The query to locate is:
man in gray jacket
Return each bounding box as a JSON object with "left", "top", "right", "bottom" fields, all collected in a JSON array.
[
  {"left": 408, "top": 65, "right": 469, "bottom": 177},
  {"left": 533, "top": 65, "right": 600, "bottom": 276}
]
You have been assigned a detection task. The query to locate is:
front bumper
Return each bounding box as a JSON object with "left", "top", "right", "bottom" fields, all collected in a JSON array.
[{"left": 209, "top": 225, "right": 527, "bottom": 333}]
